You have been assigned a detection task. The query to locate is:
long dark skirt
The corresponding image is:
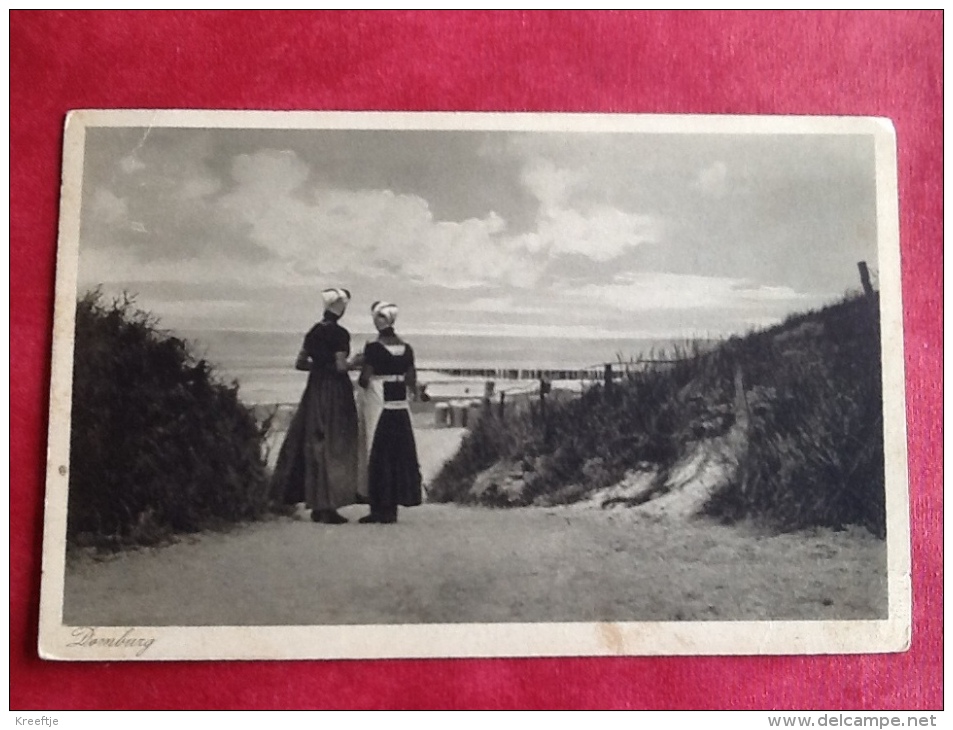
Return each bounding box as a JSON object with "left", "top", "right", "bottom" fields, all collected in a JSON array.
[
  {"left": 367, "top": 410, "right": 422, "bottom": 509},
  {"left": 270, "top": 373, "right": 358, "bottom": 510}
]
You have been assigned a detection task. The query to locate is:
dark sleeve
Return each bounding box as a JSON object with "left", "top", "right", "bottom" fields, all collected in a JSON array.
[
  {"left": 303, "top": 325, "right": 327, "bottom": 363},
  {"left": 330, "top": 325, "right": 350, "bottom": 356},
  {"left": 306, "top": 323, "right": 350, "bottom": 361},
  {"left": 403, "top": 344, "right": 417, "bottom": 396},
  {"left": 363, "top": 341, "right": 381, "bottom": 370},
  {"left": 358, "top": 341, "right": 376, "bottom": 389}
]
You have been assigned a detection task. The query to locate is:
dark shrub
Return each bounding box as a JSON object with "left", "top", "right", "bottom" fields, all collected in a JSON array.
[
  {"left": 721, "top": 295, "right": 886, "bottom": 536},
  {"left": 67, "top": 290, "right": 271, "bottom": 546}
]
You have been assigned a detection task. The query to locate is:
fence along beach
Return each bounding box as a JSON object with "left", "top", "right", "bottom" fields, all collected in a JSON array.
[
  {"left": 425, "top": 358, "right": 696, "bottom": 429},
  {"left": 255, "top": 358, "right": 683, "bottom": 479},
  {"left": 253, "top": 356, "right": 685, "bottom": 429},
  {"left": 433, "top": 365, "right": 604, "bottom": 381},
  {"left": 187, "top": 326, "right": 711, "bottom": 472}
]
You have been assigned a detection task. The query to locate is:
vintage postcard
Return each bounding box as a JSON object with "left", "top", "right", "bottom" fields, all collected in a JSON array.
[{"left": 39, "top": 110, "right": 910, "bottom": 660}]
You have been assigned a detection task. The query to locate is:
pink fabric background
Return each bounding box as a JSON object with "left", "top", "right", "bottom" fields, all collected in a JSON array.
[{"left": 10, "top": 11, "right": 942, "bottom": 710}]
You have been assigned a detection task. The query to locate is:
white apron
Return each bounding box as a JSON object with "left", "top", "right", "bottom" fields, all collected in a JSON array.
[{"left": 356, "top": 344, "right": 410, "bottom": 499}]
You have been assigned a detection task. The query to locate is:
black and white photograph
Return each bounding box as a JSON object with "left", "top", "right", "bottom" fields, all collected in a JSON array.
[{"left": 39, "top": 111, "right": 909, "bottom": 660}]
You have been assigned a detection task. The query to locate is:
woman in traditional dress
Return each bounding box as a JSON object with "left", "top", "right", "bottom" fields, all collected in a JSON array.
[
  {"left": 356, "top": 301, "right": 423, "bottom": 524},
  {"left": 270, "top": 288, "right": 359, "bottom": 524}
]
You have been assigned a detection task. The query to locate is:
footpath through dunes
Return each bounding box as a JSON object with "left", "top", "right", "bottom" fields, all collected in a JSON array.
[
  {"left": 64, "top": 502, "right": 887, "bottom": 627},
  {"left": 64, "top": 341, "right": 888, "bottom": 628}
]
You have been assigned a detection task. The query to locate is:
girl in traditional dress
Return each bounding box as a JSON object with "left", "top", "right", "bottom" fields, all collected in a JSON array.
[
  {"left": 270, "top": 288, "right": 359, "bottom": 524},
  {"left": 356, "top": 301, "right": 423, "bottom": 524}
]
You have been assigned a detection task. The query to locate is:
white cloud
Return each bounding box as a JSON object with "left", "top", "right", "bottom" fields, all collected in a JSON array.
[
  {"left": 232, "top": 149, "right": 309, "bottom": 194},
  {"left": 76, "top": 128, "right": 876, "bottom": 340},
  {"left": 181, "top": 176, "right": 220, "bottom": 200},
  {"left": 449, "top": 296, "right": 550, "bottom": 315},
  {"left": 79, "top": 246, "right": 291, "bottom": 288},
  {"left": 515, "top": 157, "right": 660, "bottom": 261},
  {"left": 89, "top": 188, "right": 127, "bottom": 224},
  {"left": 119, "top": 154, "right": 145, "bottom": 174},
  {"left": 214, "top": 151, "right": 537, "bottom": 289},
  {"left": 85, "top": 144, "right": 667, "bottom": 301},
  {"left": 696, "top": 161, "right": 728, "bottom": 198},
  {"left": 568, "top": 272, "right": 811, "bottom": 313},
  {"left": 521, "top": 158, "right": 576, "bottom": 209},
  {"left": 536, "top": 205, "right": 658, "bottom": 261},
  {"left": 403, "top": 322, "right": 643, "bottom": 340}
]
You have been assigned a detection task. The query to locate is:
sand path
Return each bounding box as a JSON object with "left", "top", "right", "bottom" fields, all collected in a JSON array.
[
  {"left": 64, "top": 503, "right": 886, "bottom": 626},
  {"left": 63, "top": 418, "right": 887, "bottom": 626}
]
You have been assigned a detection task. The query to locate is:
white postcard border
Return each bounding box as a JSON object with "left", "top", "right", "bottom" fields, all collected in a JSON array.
[{"left": 38, "top": 110, "right": 911, "bottom": 661}]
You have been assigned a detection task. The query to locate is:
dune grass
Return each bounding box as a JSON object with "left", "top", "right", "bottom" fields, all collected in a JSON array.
[{"left": 430, "top": 293, "right": 886, "bottom": 536}]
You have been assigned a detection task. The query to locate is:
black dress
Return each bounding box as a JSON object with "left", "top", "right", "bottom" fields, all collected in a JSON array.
[
  {"left": 358, "top": 339, "right": 422, "bottom": 512},
  {"left": 270, "top": 320, "right": 359, "bottom": 511}
]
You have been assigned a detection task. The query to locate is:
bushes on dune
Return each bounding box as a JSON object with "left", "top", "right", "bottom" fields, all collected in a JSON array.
[
  {"left": 67, "top": 290, "right": 271, "bottom": 547},
  {"left": 429, "top": 343, "right": 726, "bottom": 505},
  {"left": 431, "top": 293, "right": 887, "bottom": 536},
  {"left": 712, "top": 295, "right": 885, "bottom": 536}
]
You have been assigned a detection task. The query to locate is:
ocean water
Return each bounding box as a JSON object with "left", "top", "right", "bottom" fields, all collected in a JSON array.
[{"left": 180, "top": 329, "right": 689, "bottom": 405}]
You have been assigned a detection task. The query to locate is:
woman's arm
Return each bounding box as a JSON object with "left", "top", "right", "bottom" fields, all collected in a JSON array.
[
  {"left": 358, "top": 363, "right": 373, "bottom": 389},
  {"left": 347, "top": 352, "right": 365, "bottom": 370},
  {"left": 406, "top": 363, "right": 419, "bottom": 400},
  {"left": 333, "top": 351, "right": 349, "bottom": 374},
  {"left": 295, "top": 348, "right": 311, "bottom": 372}
]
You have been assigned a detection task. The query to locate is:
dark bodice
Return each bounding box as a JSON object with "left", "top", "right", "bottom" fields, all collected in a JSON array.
[
  {"left": 363, "top": 340, "right": 415, "bottom": 375},
  {"left": 303, "top": 321, "right": 350, "bottom": 375},
  {"left": 363, "top": 339, "right": 415, "bottom": 402}
]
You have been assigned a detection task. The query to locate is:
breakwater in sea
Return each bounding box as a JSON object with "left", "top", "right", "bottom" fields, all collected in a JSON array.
[{"left": 432, "top": 366, "right": 606, "bottom": 381}]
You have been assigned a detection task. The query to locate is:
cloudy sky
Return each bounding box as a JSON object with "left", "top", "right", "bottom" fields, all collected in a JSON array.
[{"left": 77, "top": 123, "right": 878, "bottom": 340}]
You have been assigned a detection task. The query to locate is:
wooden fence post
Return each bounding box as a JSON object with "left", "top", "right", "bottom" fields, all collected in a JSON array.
[
  {"left": 483, "top": 380, "right": 495, "bottom": 409},
  {"left": 857, "top": 260, "right": 880, "bottom": 326},
  {"left": 498, "top": 391, "right": 506, "bottom": 420},
  {"left": 733, "top": 365, "right": 750, "bottom": 432},
  {"left": 539, "top": 377, "right": 551, "bottom": 444},
  {"left": 857, "top": 261, "right": 875, "bottom": 299},
  {"left": 733, "top": 364, "right": 751, "bottom": 497},
  {"left": 434, "top": 402, "right": 449, "bottom": 428}
]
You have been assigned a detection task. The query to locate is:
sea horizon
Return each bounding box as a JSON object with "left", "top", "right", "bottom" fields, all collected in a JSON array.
[{"left": 179, "top": 328, "right": 718, "bottom": 405}]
